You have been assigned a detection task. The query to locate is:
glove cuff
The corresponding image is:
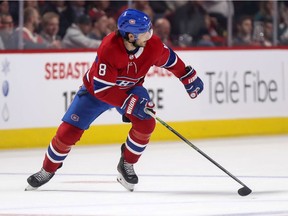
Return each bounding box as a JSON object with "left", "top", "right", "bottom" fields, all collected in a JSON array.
[
  {"left": 121, "top": 94, "right": 139, "bottom": 114},
  {"left": 180, "top": 66, "right": 197, "bottom": 85}
]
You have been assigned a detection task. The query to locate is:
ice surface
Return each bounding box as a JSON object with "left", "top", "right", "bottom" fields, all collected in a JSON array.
[{"left": 1, "top": 135, "right": 288, "bottom": 216}]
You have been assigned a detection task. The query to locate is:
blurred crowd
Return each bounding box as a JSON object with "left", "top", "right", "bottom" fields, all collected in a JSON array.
[{"left": 1, "top": 0, "right": 288, "bottom": 50}]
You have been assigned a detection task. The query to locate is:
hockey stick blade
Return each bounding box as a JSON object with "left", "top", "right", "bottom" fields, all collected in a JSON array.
[{"left": 145, "top": 109, "right": 252, "bottom": 196}]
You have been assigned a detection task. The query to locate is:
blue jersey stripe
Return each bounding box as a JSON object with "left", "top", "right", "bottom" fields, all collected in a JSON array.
[
  {"left": 93, "top": 78, "right": 114, "bottom": 93},
  {"left": 163, "top": 47, "right": 177, "bottom": 68}
]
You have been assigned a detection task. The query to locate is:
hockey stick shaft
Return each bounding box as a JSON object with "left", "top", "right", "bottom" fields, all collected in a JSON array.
[{"left": 145, "top": 109, "right": 249, "bottom": 189}]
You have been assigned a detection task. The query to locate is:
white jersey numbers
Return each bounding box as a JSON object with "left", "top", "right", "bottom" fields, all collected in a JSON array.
[{"left": 99, "top": 63, "right": 107, "bottom": 76}]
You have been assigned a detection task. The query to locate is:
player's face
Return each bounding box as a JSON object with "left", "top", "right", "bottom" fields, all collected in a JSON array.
[{"left": 136, "top": 28, "right": 153, "bottom": 47}]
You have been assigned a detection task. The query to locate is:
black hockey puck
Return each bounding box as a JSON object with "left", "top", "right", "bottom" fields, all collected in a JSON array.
[{"left": 238, "top": 186, "right": 252, "bottom": 196}]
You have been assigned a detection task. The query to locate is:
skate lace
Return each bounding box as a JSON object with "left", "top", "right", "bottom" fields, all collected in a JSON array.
[
  {"left": 123, "top": 161, "right": 136, "bottom": 176},
  {"left": 34, "top": 168, "right": 53, "bottom": 181}
]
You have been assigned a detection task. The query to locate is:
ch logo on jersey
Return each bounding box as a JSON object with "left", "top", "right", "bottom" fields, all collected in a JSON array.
[
  {"left": 116, "top": 80, "right": 135, "bottom": 87},
  {"left": 116, "top": 76, "right": 143, "bottom": 89}
]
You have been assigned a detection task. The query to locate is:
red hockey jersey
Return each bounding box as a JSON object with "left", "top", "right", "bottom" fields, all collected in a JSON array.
[{"left": 83, "top": 32, "right": 186, "bottom": 107}]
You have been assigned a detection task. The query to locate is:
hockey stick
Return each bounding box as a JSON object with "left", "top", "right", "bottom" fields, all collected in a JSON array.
[{"left": 145, "top": 109, "right": 252, "bottom": 196}]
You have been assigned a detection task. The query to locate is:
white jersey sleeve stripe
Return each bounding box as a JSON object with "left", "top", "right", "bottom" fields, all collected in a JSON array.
[
  {"left": 94, "top": 86, "right": 112, "bottom": 94},
  {"left": 93, "top": 77, "right": 115, "bottom": 86}
]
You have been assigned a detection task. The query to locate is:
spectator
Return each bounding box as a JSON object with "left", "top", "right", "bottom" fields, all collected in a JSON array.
[
  {"left": 233, "top": 15, "right": 257, "bottom": 46},
  {"left": 0, "top": 38, "right": 4, "bottom": 50},
  {"left": 115, "top": 1, "right": 154, "bottom": 22},
  {"left": 107, "top": 17, "right": 117, "bottom": 33},
  {"left": 279, "top": 1, "right": 288, "bottom": 45},
  {"left": 133, "top": 1, "right": 154, "bottom": 22},
  {"left": 24, "top": 0, "right": 39, "bottom": 10},
  {"left": 0, "top": 0, "right": 9, "bottom": 14},
  {"left": 254, "top": 1, "right": 273, "bottom": 22},
  {"left": 196, "top": 28, "right": 215, "bottom": 47},
  {"left": 62, "top": 14, "right": 101, "bottom": 49},
  {"left": 41, "top": 1, "right": 75, "bottom": 38},
  {"left": 0, "top": 15, "right": 4, "bottom": 50},
  {"left": 89, "top": 10, "right": 110, "bottom": 40},
  {"left": 70, "top": 1, "right": 86, "bottom": 20},
  {"left": 202, "top": 1, "right": 234, "bottom": 19},
  {"left": 40, "top": 12, "right": 62, "bottom": 49},
  {"left": 170, "top": 1, "right": 207, "bottom": 47},
  {"left": 165, "top": 1, "right": 187, "bottom": 13},
  {"left": 233, "top": 1, "right": 259, "bottom": 19},
  {"left": 252, "top": 21, "right": 265, "bottom": 45},
  {"left": 8, "top": 1, "right": 19, "bottom": 26},
  {"left": 252, "top": 1, "right": 274, "bottom": 46},
  {"left": 209, "top": 14, "right": 227, "bottom": 44},
  {"left": 12, "top": 7, "right": 48, "bottom": 49},
  {"left": 90, "top": 0, "right": 111, "bottom": 11},
  {"left": 153, "top": 17, "right": 173, "bottom": 47},
  {"left": 87, "top": 0, "right": 116, "bottom": 18},
  {"left": 149, "top": 1, "right": 173, "bottom": 19},
  {"left": 0, "top": 13, "right": 14, "bottom": 49},
  {"left": 262, "top": 18, "right": 273, "bottom": 46}
]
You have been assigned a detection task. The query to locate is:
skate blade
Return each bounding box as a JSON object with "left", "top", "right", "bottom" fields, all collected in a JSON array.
[
  {"left": 117, "top": 174, "right": 135, "bottom": 192},
  {"left": 25, "top": 184, "right": 38, "bottom": 191}
]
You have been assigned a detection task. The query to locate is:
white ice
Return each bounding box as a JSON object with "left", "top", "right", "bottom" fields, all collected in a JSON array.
[{"left": 1, "top": 135, "right": 288, "bottom": 216}]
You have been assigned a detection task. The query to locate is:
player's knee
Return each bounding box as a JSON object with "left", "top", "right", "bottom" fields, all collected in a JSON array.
[
  {"left": 145, "top": 117, "right": 156, "bottom": 134},
  {"left": 54, "top": 122, "right": 84, "bottom": 149},
  {"left": 133, "top": 117, "right": 156, "bottom": 135},
  {"left": 132, "top": 129, "right": 156, "bottom": 144}
]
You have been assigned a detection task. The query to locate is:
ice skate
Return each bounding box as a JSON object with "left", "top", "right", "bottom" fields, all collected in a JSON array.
[
  {"left": 117, "top": 144, "right": 138, "bottom": 192},
  {"left": 25, "top": 168, "right": 55, "bottom": 191}
]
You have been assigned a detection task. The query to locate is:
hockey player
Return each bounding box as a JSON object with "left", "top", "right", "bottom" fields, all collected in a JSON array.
[{"left": 26, "top": 9, "right": 204, "bottom": 192}]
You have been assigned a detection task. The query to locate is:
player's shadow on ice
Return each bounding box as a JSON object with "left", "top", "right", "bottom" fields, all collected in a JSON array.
[
  {"left": 33, "top": 180, "right": 285, "bottom": 196},
  {"left": 35, "top": 189, "right": 237, "bottom": 196},
  {"left": 37, "top": 189, "right": 285, "bottom": 196}
]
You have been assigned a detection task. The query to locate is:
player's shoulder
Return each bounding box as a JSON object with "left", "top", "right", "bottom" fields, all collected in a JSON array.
[
  {"left": 98, "top": 32, "right": 124, "bottom": 53},
  {"left": 146, "top": 35, "right": 168, "bottom": 54},
  {"left": 148, "top": 35, "right": 164, "bottom": 46}
]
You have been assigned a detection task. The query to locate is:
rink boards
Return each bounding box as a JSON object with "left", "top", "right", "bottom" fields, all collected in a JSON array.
[
  {"left": 1, "top": 48, "right": 288, "bottom": 149},
  {"left": 0, "top": 117, "right": 288, "bottom": 149}
]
